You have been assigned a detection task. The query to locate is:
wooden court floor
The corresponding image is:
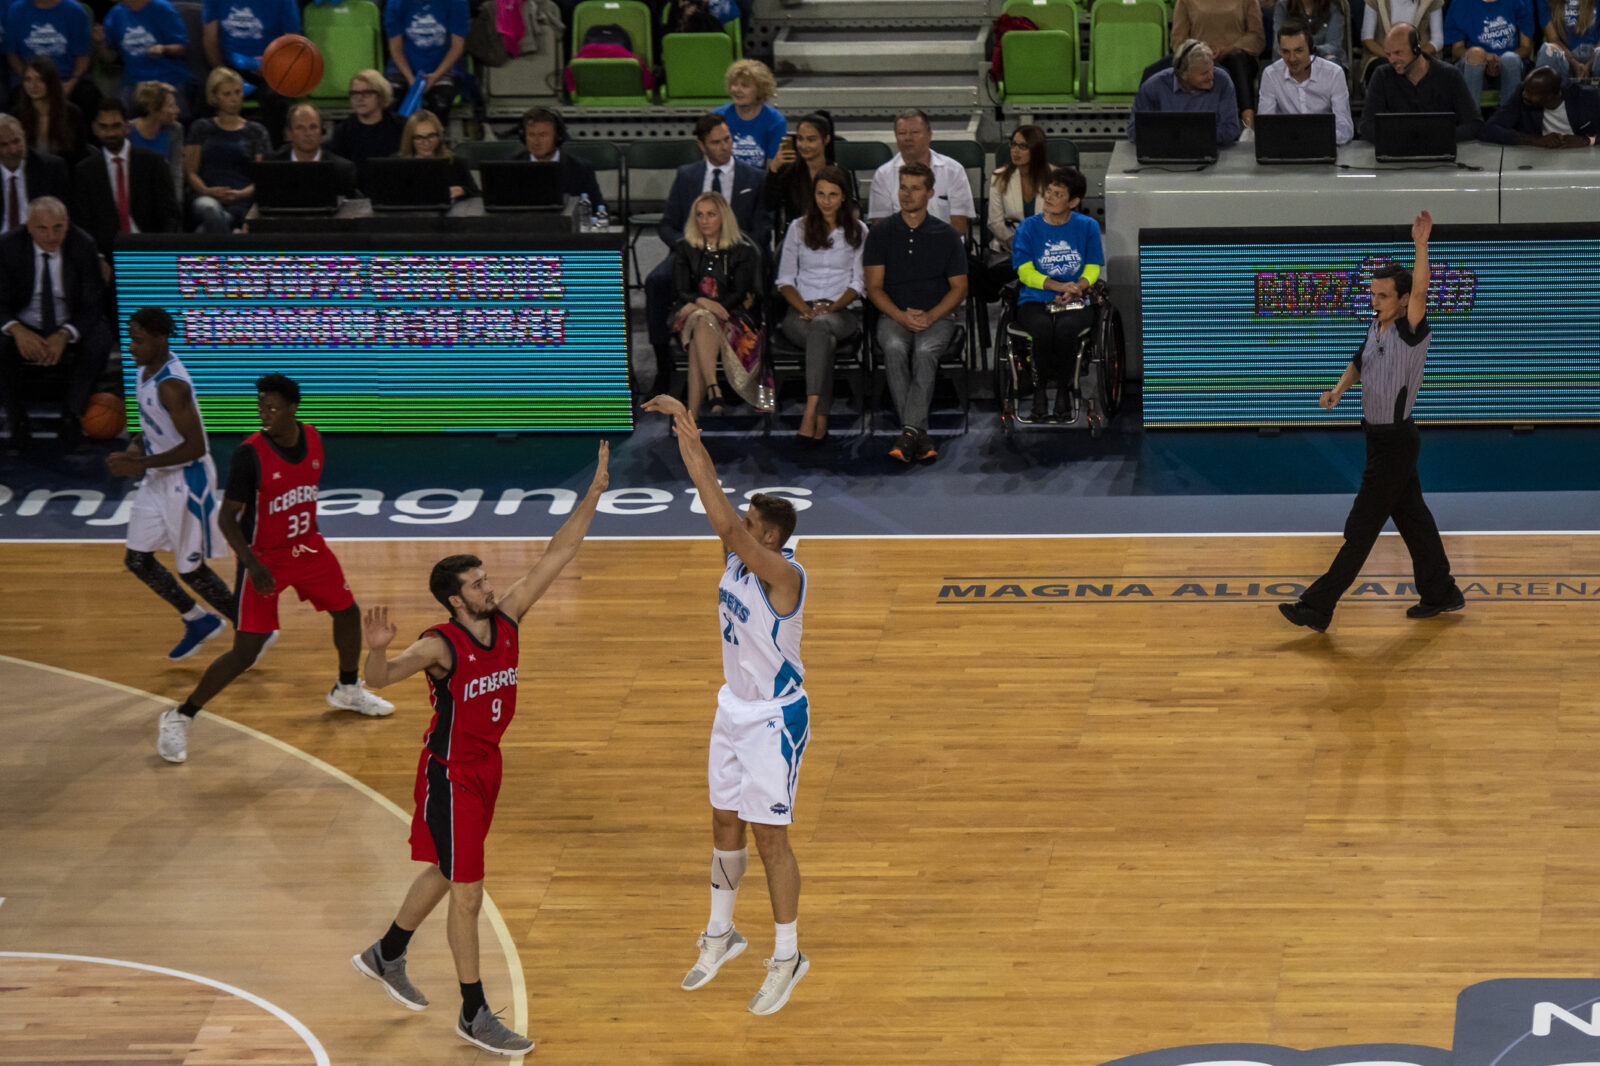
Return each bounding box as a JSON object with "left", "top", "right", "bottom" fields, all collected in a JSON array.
[{"left": 2, "top": 533, "right": 1597, "bottom": 1066}]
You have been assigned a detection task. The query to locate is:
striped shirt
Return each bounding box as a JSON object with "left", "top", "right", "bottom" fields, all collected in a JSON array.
[{"left": 1354, "top": 314, "right": 1430, "bottom": 424}]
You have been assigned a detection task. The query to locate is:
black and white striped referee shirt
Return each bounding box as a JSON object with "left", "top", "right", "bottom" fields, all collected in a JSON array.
[{"left": 1354, "top": 314, "right": 1430, "bottom": 424}]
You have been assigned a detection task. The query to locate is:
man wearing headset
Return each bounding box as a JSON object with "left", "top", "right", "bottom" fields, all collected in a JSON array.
[
  {"left": 521, "top": 106, "right": 606, "bottom": 210},
  {"left": 1127, "top": 40, "right": 1244, "bottom": 146},
  {"left": 1359, "top": 22, "right": 1483, "bottom": 140}
]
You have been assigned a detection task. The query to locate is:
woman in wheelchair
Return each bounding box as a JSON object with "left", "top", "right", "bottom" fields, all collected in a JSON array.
[
  {"left": 669, "top": 191, "right": 764, "bottom": 418},
  {"left": 774, "top": 165, "right": 867, "bottom": 444},
  {"left": 1010, "top": 166, "right": 1105, "bottom": 423}
]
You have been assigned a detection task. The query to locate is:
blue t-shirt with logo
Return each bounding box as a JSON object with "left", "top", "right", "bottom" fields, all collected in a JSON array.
[
  {"left": 105, "top": 0, "right": 192, "bottom": 89},
  {"left": 1443, "top": 0, "right": 1537, "bottom": 52},
  {"left": 5, "top": 0, "right": 92, "bottom": 82},
  {"left": 201, "top": 0, "right": 300, "bottom": 62},
  {"left": 1011, "top": 211, "right": 1105, "bottom": 306},
  {"left": 714, "top": 101, "right": 786, "bottom": 170},
  {"left": 382, "top": 0, "right": 468, "bottom": 76},
  {"left": 1551, "top": 0, "right": 1600, "bottom": 46}
]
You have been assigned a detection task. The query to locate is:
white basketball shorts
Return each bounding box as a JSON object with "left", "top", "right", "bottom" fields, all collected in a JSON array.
[
  {"left": 707, "top": 685, "right": 811, "bottom": 826},
  {"left": 125, "top": 457, "right": 224, "bottom": 569}
]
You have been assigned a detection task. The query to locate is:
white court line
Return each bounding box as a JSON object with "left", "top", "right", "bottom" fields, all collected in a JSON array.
[
  {"left": 0, "top": 951, "right": 330, "bottom": 1066},
  {"left": 0, "top": 655, "right": 529, "bottom": 1062}
]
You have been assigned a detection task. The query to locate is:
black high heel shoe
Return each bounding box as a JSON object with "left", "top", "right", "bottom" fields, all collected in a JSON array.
[{"left": 705, "top": 385, "right": 725, "bottom": 415}]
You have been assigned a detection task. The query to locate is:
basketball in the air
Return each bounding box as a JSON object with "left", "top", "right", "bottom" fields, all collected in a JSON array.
[
  {"left": 80, "top": 392, "right": 127, "bottom": 439},
  {"left": 261, "top": 34, "right": 325, "bottom": 97}
]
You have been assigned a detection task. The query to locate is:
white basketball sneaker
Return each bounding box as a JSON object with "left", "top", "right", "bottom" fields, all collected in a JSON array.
[
  {"left": 327, "top": 681, "right": 394, "bottom": 717},
  {"left": 749, "top": 952, "right": 809, "bottom": 1015},
  {"left": 157, "top": 708, "right": 191, "bottom": 763},
  {"left": 681, "top": 927, "right": 748, "bottom": 990}
]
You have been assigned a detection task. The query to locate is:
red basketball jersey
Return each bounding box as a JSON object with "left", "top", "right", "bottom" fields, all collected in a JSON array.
[
  {"left": 245, "top": 423, "right": 325, "bottom": 552},
  {"left": 421, "top": 612, "right": 520, "bottom": 765}
]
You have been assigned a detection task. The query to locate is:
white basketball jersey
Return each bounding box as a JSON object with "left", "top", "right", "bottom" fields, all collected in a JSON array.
[
  {"left": 718, "top": 549, "right": 806, "bottom": 703},
  {"left": 136, "top": 356, "right": 206, "bottom": 472}
]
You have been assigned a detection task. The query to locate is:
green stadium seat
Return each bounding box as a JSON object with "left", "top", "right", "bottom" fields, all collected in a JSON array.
[
  {"left": 661, "top": 33, "right": 735, "bottom": 107},
  {"left": 622, "top": 139, "right": 703, "bottom": 286},
  {"left": 1000, "top": 29, "right": 1081, "bottom": 102},
  {"left": 569, "top": 57, "right": 653, "bottom": 106},
  {"left": 571, "top": 0, "right": 655, "bottom": 68},
  {"left": 1087, "top": 0, "right": 1167, "bottom": 100},
  {"left": 303, "top": 0, "right": 383, "bottom": 103},
  {"left": 1002, "top": 0, "right": 1081, "bottom": 35}
]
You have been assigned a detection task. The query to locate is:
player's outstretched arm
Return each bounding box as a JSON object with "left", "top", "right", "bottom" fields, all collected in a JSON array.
[
  {"left": 499, "top": 441, "right": 610, "bottom": 622},
  {"left": 363, "top": 606, "right": 450, "bottom": 689},
  {"left": 1408, "top": 210, "right": 1431, "bottom": 329}
]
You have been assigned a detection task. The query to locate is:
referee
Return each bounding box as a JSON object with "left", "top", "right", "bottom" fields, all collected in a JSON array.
[{"left": 1280, "top": 210, "right": 1465, "bottom": 633}]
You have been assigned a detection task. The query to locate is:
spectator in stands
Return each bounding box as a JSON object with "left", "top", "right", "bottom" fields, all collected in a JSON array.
[
  {"left": 1171, "top": 0, "right": 1265, "bottom": 127},
  {"left": 1128, "top": 40, "right": 1244, "bottom": 145},
  {"left": 397, "top": 108, "right": 476, "bottom": 201},
  {"left": 775, "top": 164, "right": 866, "bottom": 445},
  {"left": 1360, "top": 22, "right": 1481, "bottom": 139},
  {"left": 866, "top": 108, "right": 974, "bottom": 236},
  {"left": 13, "top": 57, "right": 86, "bottom": 164},
  {"left": 519, "top": 106, "right": 604, "bottom": 209},
  {"left": 185, "top": 66, "right": 269, "bottom": 232},
  {"left": 1361, "top": 0, "right": 1444, "bottom": 78},
  {"left": 1259, "top": 20, "right": 1355, "bottom": 143},
  {"left": 767, "top": 110, "right": 851, "bottom": 237},
  {"left": 73, "top": 97, "right": 180, "bottom": 259},
  {"left": 1480, "top": 63, "right": 1600, "bottom": 143},
  {"left": 983, "top": 123, "right": 1047, "bottom": 300},
  {"left": 863, "top": 161, "right": 968, "bottom": 466},
  {"left": 330, "top": 70, "right": 405, "bottom": 190},
  {"left": 646, "top": 111, "right": 765, "bottom": 398},
  {"left": 1444, "top": 0, "right": 1536, "bottom": 107},
  {"left": 128, "top": 80, "right": 184, "bottom": 200},
  {"left": 1533, "top": 0, "right": 1599, "bottom": 79},
  {"left": 384, "top": 0, "right": 474, "bottom": 128},
  {"left": 1271, "top": 0, "right": 1348, "bottom": 63},
  {"left": 0, "top": 113, "right": 72, "bottom": 234},
  {"left": 271, "top": 102, "right": 358, "bottom": 198},
  {"left": 668, "top": 190, "right": 763, "bottom": 418},
  {"left": 101, "top": 0, "right": 192, "bottom": 119},
  {"left": 0, "top": 196, "right": 113, "bottom": 453},
  {"left": 6, "top": 0, "right": 97, "bottom": 118},
  {"left": 201, "top": 0, "right": 297, "bottom": 143},
  {"left": 715, "top": 58, "right": 786, "bottom": 171},
  {"left": 1011, "top": 166, "right": 1104, "bottom": 424}
]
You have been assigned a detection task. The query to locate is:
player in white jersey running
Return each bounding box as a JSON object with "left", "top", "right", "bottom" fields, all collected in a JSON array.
[
  {"left": 106, "top": 308, "right": 240, "bottom": 660},
  {"left": 643, "top": 394, "right": 811, "bottom": 1016}
]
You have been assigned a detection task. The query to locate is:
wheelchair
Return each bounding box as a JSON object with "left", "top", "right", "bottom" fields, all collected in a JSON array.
[{"left": 991, "top": 279, "right": 1125, "bottom": 439}]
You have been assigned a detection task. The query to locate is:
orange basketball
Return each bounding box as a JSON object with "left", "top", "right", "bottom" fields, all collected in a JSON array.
[
  {"left": 81, "top": 392, "right": 127, "bottom": 439},
  {"left": 260, "top": 34, "right": 325, "bottom": 98}
]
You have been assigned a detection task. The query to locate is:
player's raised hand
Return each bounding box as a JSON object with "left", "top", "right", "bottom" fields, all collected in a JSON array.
[
  {"left": 589, "top": 440, "right": 610, "bottom": 494},
  {"left": 363, "top": 605, "right": 396, "bottom": 650},
  {"left": 1412, "top": 210, "right": 1432, "bottom": 244},
  {"left": 642, "top": 394, "right": 688, "bottom": 418},
  {"left": 673, "top": 410, "right": 702, "bottom": 445}
]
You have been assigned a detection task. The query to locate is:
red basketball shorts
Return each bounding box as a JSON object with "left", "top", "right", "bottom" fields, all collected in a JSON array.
[
  {"left": 409, "top": 748, "right": 503, "bottom": 883},
  {"left": 237, "top": 536, "right": 355, "bottom": 634}
]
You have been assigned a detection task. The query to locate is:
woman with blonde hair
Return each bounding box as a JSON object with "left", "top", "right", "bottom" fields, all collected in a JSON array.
[
  {"left": 396, "top": 109, "right": 477, "bottom": 200},
  {"left": 129, "top": 80, "right": 185, "bottom": 200},
  {"left": 185, "top": 67, "right": 270, "bottom": 232},
  {"left": 329, "top": 69, "right": 405, "bottom": 187},
  {"left": 715, "top": 58, "right": 787, "bottom": 171},
  {"left": 669, "top": 191, "right": 767, "bottom": 418}
]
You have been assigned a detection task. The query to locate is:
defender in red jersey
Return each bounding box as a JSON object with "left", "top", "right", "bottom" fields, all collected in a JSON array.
[
  {"left": 156, "top": 374, "right": 392, "bottom": 764},
  {"left": 350, "top": 442, "right": 608, "bottom": 1058}
]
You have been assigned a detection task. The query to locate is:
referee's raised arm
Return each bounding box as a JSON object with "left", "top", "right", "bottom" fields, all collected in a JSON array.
[{"left": 1407, "top": 210, "right": 1432, "bottom": 329}]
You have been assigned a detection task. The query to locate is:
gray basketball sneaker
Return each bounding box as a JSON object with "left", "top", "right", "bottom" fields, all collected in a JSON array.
[
  {"left": 156, "top": 708, "right": 191, "bottom": 763},
  {"left": 350, "top": 943, "right": 428, "bottom": 1011},
  {"left": 681, "top": 927, "right": 748, "bottom": 990},
  {"left": 749, "top": 952, "right": 810, "bottom": 1015},
  {"left": 456, "top": 1004, "right": 535, "bottom": 1056}
]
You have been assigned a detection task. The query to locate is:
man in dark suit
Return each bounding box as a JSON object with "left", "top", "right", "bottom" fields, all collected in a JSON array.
[
  {"left": 72, "top": 98, "right": 182, "bottom": 259},
  {"left": 0, "top": 113, "right": 72, "bottom": 236},
  {"left": 269, "top": 103, "right": 361, "bottom": 199},
  {"left": 644, "top": 112, "right": 771, "bottom": 398},
  {"left": 0, "top": 197, "right": 114, "bottom": 453},
  {"left": 520, "top": 106, "right": 605, "bottom": 209}
]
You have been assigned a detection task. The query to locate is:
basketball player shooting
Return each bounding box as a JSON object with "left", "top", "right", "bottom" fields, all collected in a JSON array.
[
  {"left": 642, "top": 395, "right": 812, "bottom": 1016},
  {"left": 350, "top": 442, "right": 608, "bottom": 1057}
]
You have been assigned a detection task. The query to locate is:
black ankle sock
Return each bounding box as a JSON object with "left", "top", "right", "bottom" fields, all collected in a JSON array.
[
  {"left": 177, "top": 701, "right": 200, "bottom": 719},
  {"left": 460, "top": 980, "right": 487, "bottom": 1021},
  {"left": 378, "top": 921, "right": 413, "bottom": 962},
  {"left": 338, "top": 669, "right": 358, "bottom": 687}
]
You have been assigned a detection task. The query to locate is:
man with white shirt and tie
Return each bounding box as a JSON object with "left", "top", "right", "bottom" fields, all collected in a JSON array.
[
  {"left": 0, "top": 197, "right": 114, "bottom": 453},
  {"left": 0, "top": 114, "right": 71, "bottom": 236},
  {"left": 72, "top": 98, "right": 181, "bottom": 262},
  {"left": 1258, "top": 20, "right": 1356, "bottom": 144}
]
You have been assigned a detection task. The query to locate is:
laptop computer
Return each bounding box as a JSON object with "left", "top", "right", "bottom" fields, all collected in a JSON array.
[
  {"left": 1373, "top": 112, "right": 1457, "bottom": 163},
  {"left": 479, "top": 160, "right": 564, "bottom": 213},
  {"left": 365, "top": 157, "right": 454, "bottom": 212},
  {"left": 1255, "top": 112, "right": 1337, "bottom": 164},
  {"left": 253, "top": 160, "right": 341, "bottom": 215},
  {"left": 1134, "top": 111, "right": 1219, "bottom": 165}
]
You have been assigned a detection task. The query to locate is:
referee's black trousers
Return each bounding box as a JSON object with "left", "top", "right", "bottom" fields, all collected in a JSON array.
[{"left": 1302, "top": 419, "right": 1459, "bottom": 615}]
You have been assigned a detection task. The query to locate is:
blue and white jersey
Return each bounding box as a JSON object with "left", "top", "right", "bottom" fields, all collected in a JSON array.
[
  {"left": 718, "top": 548, "right": 805, "bottom": 703},
  {"left": 136, "top": 356, "right": 207, "bottom": 477}
]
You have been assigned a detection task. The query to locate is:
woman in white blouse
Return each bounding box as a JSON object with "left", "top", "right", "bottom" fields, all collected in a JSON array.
[
  {"left": 775, "top": 164, "right": 868, "bottom": 444},
  {"left": 980, "top": 124, "right": 1049, "bottom": 298}
]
